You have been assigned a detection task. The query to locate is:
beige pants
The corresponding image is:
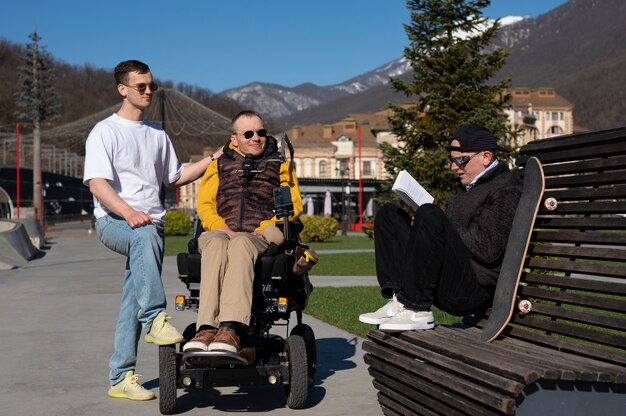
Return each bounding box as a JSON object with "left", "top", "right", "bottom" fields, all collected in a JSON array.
[{"left": 196, "top": 225, "right": 282, "bottom": 327}]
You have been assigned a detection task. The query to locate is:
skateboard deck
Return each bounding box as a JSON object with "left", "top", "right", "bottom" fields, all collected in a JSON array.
[
  {"left": 183, "top": 348, "right": 256, "bottom": 366},
  {"left": 481, "top": 157, "right": 545, "bottom": 342}
]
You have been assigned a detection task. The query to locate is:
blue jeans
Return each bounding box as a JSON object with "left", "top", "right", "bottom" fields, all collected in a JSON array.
[{"left": 95, "top": 214, "right": 166, "bottom": 385}]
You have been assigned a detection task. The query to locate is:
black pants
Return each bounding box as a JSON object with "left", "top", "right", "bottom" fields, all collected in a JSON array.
[{"left": 374, "top": 203, "right": 491, "bottom": 316}]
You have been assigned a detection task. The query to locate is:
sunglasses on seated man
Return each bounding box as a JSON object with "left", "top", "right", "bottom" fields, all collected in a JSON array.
[
  {"left": 447, "top": 152, "right": 481, "bottom": 168},
  {"left": 122, "top": 82, "right": 158, "bottom": 94},
  {"left": 236, "top": 129, "right": 267, "bottom": 139}
]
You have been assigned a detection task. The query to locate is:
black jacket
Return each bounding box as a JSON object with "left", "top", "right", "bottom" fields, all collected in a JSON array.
[{"left": 445, "top": 162, "right": 523, "bottom": 287}]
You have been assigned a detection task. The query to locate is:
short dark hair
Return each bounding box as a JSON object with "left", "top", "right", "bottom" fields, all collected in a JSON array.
[
  {"left": 114, "top": 60, "right": 150, "bottom": 86},
  {"left": 231, "top": 110, "right": 263, "bottom": 133}
]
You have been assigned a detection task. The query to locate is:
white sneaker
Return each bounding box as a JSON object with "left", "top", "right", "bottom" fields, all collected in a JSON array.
[
  {"left": 359, "top": 294, "right": 404, "bottom": 324},
  {"left": 379, "top": 308, "right": 435, "bottom": 331}
]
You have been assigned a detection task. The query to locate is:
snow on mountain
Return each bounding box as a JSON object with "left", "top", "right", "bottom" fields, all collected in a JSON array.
[
  {"left": 220, "top": 16, "right": 527, "bottom": 121},
  {"left": 220, "top": 57, "right": 411, "bottom": 119}
]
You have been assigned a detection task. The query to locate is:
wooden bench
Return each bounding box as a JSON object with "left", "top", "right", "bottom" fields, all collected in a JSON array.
[{"left": 362, "top": 127, "right": 626, "bottom": 415}]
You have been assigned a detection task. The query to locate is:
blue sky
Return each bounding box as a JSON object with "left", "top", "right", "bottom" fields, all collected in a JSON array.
[{"left": 1, "top": 1, "right": 568, "bottom": 93}]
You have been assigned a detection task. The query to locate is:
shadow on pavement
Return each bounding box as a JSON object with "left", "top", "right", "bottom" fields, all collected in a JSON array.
[{"left": 149, "top": 336, "right": 359, "bottom": 412}]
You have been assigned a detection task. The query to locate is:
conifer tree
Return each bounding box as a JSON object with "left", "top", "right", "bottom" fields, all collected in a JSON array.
[
  {"left": 382, "top": 0, "right": 512, "bottom": 204},
  {"left": 15, "top": 32, "right": 60, "bottom": 222}
]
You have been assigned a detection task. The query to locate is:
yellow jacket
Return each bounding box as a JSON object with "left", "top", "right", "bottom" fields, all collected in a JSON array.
[{"left": 197, "top": 143, "right": 302, "bottom": 232}]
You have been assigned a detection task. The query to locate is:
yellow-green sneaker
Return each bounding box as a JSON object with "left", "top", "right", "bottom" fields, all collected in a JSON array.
[
  {"left": 144, "top": 311, "right": 184, "bottom": 345},
  {"left": 107, "top": 371, "right": 155, "bottom": 401}
]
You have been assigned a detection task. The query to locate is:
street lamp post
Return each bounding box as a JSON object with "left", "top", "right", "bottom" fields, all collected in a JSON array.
[{"left": 336, "top": 164, "right": 350, "bottom": 236}]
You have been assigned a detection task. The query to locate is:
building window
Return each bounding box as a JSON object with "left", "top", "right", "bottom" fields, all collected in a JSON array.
[
  {"left": 363, "top": 161, "right": 372, "bottom": 177},
  {"left": 548, "top": 126, "right": 564, "bottom": 136},
  {"left": 303, "top": 159, "right": 312, "bottom": 177},
  {"left": 319, "top": 160, "right": 328, "bottom": 178}
]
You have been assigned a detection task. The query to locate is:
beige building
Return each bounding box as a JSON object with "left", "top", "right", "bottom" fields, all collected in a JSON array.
[
  {"left": 504, "top": 87, "right": 574, "bottom": 147},
  {"left": 286, "top": 110, "right": 395, "bottom": 182}
]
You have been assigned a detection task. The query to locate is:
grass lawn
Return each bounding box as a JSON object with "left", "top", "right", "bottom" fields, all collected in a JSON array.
[
  {"left": 305, "top": 287, "right": 462, "bottom": 338},
  {"left": 311, "top": 252, "right": 375, "bottom": 276}
]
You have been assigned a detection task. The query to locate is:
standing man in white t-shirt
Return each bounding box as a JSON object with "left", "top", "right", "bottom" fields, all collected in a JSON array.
[{"left": 83, "top": 60, "right": 220, "bottom": 401}]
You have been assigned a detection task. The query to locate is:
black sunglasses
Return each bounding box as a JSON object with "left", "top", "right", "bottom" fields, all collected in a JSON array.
[
  {"left": 123, "top": 82, "right": 158, "bottom": 94},
  {"left": 447, "top": 152, "right": 480, "bottom": 168},
  {"left": 238, "top": 129, "right": 267, "bottom": 139}
]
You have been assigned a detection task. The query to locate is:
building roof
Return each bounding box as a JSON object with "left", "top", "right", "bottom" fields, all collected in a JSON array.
[{"left": 509, "top": 87, "right": 574, "bottom": 111}]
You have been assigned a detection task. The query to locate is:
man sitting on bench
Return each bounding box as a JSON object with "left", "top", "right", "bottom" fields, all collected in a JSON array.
[
  {"left": 359, "top": 124, "right": 522, "bottom": 331},
  {"left": 183, "top": 110, "right": 302, "bottom": 353}
]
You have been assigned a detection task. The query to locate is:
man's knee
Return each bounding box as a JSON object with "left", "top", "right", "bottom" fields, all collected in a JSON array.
[
  {"left": 413, "top": 203, "right": 447, "bottom": 230},
  {"left": 227, "top": 233, "right": 259, "bottom": 255},
  {"left": 199, "top": 231, "right": 229, "bottom": 254}
]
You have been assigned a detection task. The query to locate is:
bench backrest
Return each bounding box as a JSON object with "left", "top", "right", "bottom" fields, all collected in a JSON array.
[{"left": 494, "top": 127, "right": 626, "bottom": 366}]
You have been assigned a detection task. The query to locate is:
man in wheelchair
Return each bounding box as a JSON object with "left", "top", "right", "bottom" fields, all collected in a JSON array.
[{"left": 182, "top": 110, "right": 302, "bottom": 354}]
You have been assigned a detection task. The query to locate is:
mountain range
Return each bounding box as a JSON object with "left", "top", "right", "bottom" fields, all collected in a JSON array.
[{"left": 220, "top": 0, "right": 626, "bottom": 131}]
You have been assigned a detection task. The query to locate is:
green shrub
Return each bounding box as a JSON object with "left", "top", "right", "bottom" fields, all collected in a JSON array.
[
  {"left": 362, "top": 216, "right": 374, "bottom": 239},
  {"left": 164, "top": 210, "right": 193, "bottom": 236},
  {"left": 300, "top": 215, "right": 338, "bottom": 242}
]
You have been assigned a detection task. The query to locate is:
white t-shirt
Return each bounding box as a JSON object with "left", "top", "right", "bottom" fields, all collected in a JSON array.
[{"left": 83, "top": 113, "right": 182, "bottom": 224}]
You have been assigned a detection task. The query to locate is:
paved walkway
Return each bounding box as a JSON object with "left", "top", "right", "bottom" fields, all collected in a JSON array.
[{"left": 0, "top": 222, "right": 381, "bottom": 416}]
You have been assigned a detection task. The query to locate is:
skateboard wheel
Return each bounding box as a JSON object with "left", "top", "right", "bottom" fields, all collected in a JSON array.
[
  {"left": 544, "top": 197, "right": 558, "bottom": 211},
  {"left": 518, "top": 299, "right": 532, "bottom": 314}
]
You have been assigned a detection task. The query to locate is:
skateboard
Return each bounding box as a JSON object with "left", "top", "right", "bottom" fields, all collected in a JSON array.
[
  {"left": 481, "top": 157, "right": 545, "bottom": 342},
  {"left": 182, "top": 348, "right": 256, "bottom": 366}
]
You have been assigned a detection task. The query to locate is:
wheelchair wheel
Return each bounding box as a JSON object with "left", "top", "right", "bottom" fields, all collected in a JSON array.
[
  {"left": 290, "top": 324, "right": 317, "bottom": 388},
  {"left": 284, "top": 335, "right": 308, "bottom": 409},
  {"left": 159, "top": 344, "right": 178, "bottom": 415}
]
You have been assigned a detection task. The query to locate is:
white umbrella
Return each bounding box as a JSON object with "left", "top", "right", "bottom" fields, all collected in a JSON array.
[
  {"left": 324, "top": 191, "right": 332, "bottom": 216},
  {"left": 365, "top": 197, "right": 374, "bottom": 217},
  {"left": 305, "top": 196, "right": 315, "bottom": 216}
]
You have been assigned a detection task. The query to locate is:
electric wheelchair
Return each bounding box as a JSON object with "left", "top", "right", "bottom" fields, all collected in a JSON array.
[{"left": 158, "top": 187, "right": 317, "bottom": 415}]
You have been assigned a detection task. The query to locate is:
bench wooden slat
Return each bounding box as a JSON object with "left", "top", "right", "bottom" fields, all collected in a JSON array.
[
  {"left": 545, "top": 170, "right": 626, "bottom": 189},
  {"left": 369, "top": 365, "right": 496, "bottom": 416},
  {"left": 529, "top": 244, "right": 626, "bottom": 262},
  {"left": 539, "top": 201, "right": 626, "bottom": 215},
  {"left": 430, "top": 326, "right": 581, "bottom": 381},
  {"left": 534, "top": 230, "right": 626, "bottom": 246},
  {"left": 362, "top": 339, "right": 516, "bottom": 413},
  {"left": 540, "top": 155, "right": 626, "bottom": 176},
  {"left": 367, "top": 330, "right": 528, "bottom": 392},
  {"left": 524, "top": 272, "right": 626, "bottom": 295},
  {"left": 520, "top": 285, "right": 626, "bottom": 313},
  {"left": 373, "top": 379, "right": 441, "bottom": 416},
  {"left": 519, "top": 128, "right": 626, "bottom": 156},
  {"left": 492, "top": 331, "right": 626, "bottom": 383},
  {"left": 502, "top": 325, "right": 626, "bottom": 367},
  {"left": 520, "top": 139, "right": 626, "bottom": 164},
  {"left": 545, "top": 185, "right": 626, "bottom": 201},
  {"left": 510, "top": 313, "right": 626, "bottom": 350},
  {"left": 535, "top": 217, "right": 626, "bottom": 230},
  {"left": 436, "top": 326, "right": 609, "bottom": 383},
  {"left": 526, "top": 257, "right": 626, "bottom": 279},
  {"left": 525, "top": 301, "right": 626, "bottom": 332}
]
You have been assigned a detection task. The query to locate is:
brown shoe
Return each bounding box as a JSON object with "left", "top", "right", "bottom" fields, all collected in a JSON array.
[
  {"left": 208, "top": 326, "right": 241, "bottom": 353},
  {"left": 182, "top": 328, "right": 217, "bottom": 352}
]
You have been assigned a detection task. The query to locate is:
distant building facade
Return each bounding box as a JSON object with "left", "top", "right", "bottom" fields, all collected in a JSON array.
[
  {"left": 504, "top": 87, "right": 574, "bottom": 147},
  {"left": 176, "top": 87, "right": 574, "bottom": 218}
]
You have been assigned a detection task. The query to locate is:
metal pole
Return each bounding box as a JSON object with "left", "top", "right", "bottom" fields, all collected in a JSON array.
[
  {"left": 358, "top": 124, "right": 363, "bottom": 229},
  {"left": 16, "top": 124, "right": 21, "bottom": 219}
]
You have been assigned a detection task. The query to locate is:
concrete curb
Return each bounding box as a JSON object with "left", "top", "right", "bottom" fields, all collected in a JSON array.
[{"left": 0, "top": 219, "right": 40, "bottom": 269}]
